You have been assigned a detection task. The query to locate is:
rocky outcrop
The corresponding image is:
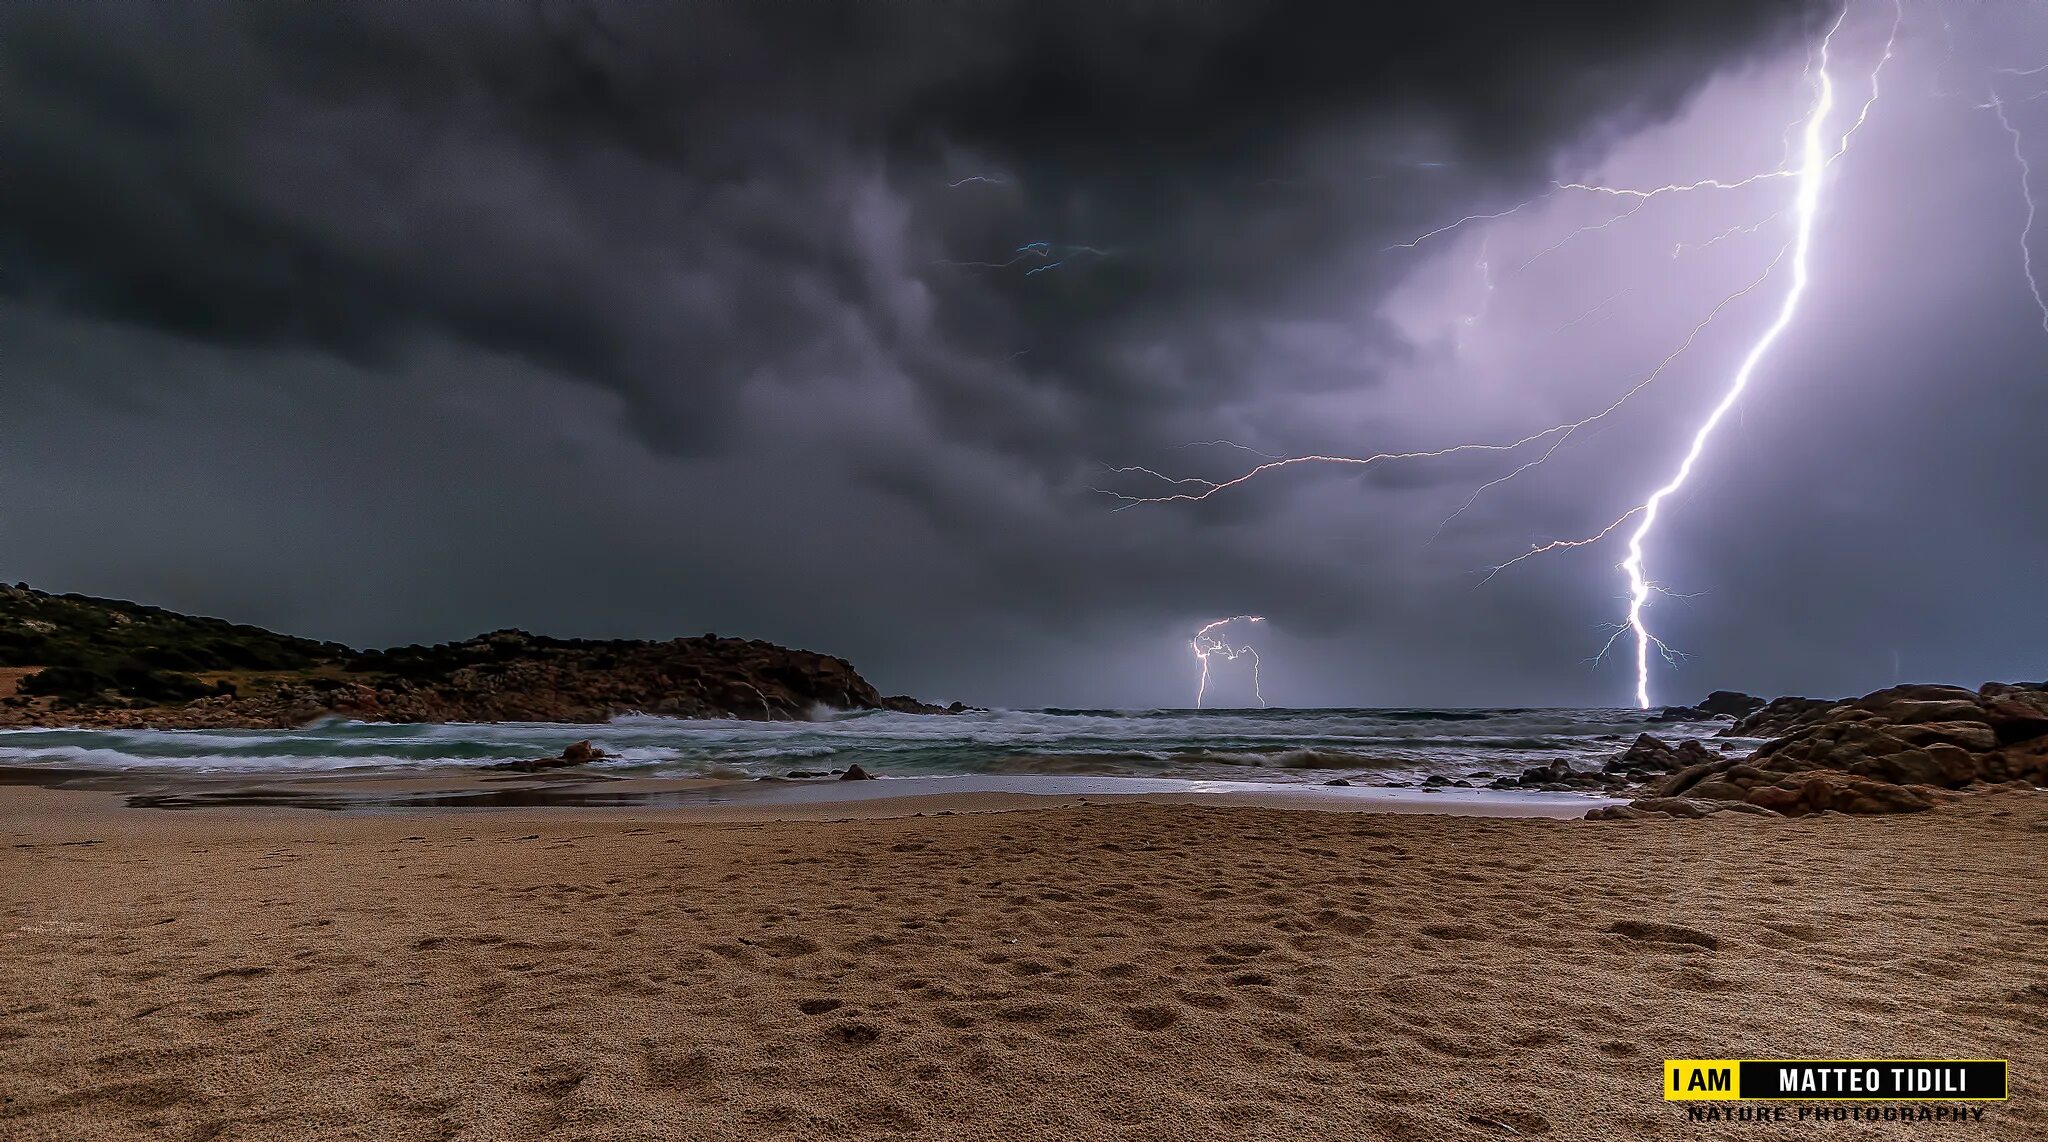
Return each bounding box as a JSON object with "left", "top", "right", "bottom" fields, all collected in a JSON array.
[
  {"left": 1610, "top": 733, "right": 1717, "bottom": 776},
  {"left": 1724, "top": 695, "right": 1839, "bottom": 737},
  {"left": 0, "top": 583, "right": 954, "bottom": 729},
  {"left": 484, "top": 740, "right": 607, "bottom": 772},
  {"left": 1486, "top": 733, "right": 1737, "bottom": 794},
  {"left": 1610, "top": 681, "right": 2048, "bottom": 818},
  {"left": 1486, "top": 758, "right": 1620, "bottom": 792},
  {"left": 1698, "top": 690, "right": 1766, "bottom": 718}
]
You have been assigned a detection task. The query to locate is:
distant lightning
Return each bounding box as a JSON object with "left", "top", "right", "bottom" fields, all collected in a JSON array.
[
  {"left": 1554, "top": 286, "right": 1636, "bottom": 333},
  {"left": 1106, "top": 2, "right": 1918, "bottom": 708},
  {"left": 937, "top": 240, "right": 1109, "bottom": 276},
  {"left": 1672, "top": 213, "right": 1782, "bottom": 258},
  {"left": 1191, "top": 616, "right": 1267, "bottom": 709}
]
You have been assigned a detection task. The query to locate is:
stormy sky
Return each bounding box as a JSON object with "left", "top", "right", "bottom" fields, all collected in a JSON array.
[{"left": 4, "top": 0, "right": 2045, "bottom": 709}]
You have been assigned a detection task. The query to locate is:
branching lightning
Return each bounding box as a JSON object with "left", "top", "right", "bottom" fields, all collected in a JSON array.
[
  {"left": 1607, "top": 16, "right": 1844, "bottom": 708},
  {"left": 937, "top": 241, "right": 1110, "bottom": 276},
  {"left": 1191, "top": 615, "right": 1267, "bottom": 709},
  {"left": 1105, "top": 3, "right": 1928, "bottom": 709},
  {"left": 1985, "top": 93, "right": 2048, "bottom": 333}
]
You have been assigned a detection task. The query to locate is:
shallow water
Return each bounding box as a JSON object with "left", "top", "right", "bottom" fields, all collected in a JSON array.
[{"left": 0, "top": 706, "right": 1737, "bottom": 786}]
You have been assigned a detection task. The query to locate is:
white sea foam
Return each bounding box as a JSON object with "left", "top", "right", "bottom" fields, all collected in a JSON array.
[{"left": 0, "top": 707, "right": 1737, "bottom": 783}]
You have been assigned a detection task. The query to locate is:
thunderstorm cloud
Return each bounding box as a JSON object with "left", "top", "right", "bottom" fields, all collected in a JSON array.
[{"left": 3, "top": 0, "right": 2044, "bottom": 707}]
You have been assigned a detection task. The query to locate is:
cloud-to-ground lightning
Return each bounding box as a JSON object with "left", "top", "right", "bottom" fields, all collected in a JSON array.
[
  {"left": 1105, "top": 2, "right": 1938, "bottom": 708},
  {"left": 1191, "top": 616, "right": 1267, "bottom": 709},
  {"left": 1608, "top": 14, "right": 1844, "bottom": 708}
]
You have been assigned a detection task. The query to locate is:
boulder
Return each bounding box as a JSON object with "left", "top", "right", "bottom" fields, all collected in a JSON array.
[
  {"left": 1699, "top": 690, "right": 1767, "bottom": 718},
  {"left": 1979, "top": 689, "right": 2048, "bottom": 745},
  {"left": 1648, "top": 758, "right": 1729, "bottom": 797},
  {"left": 1976, "top": 736, "right": 2048, "bottom": 785},
  {"left": 1874, "top": 699, "right": 1988, "bottom": 725},
  {"left": 1888, "top": 721, "right": 1999, "bottom": 753},
  {"left": 839, "top": 763, "right": 877, "bottom": 781},
  {"left": 1741, "top": 771, "right": 1933, "bottom": 816},
  {"left": 1625, "top": 797, "right": 1714, "bottom": 819},
  {"left": 1608, "top": 734, "right": 1715, "bottom": 775},
  {"left": 1727, "top": 696, "right": 1838, "bottom": 737},
  {"left": 484, "top": 740, "right": 607, "bottom": 772},
  {"left": 1489, "top": 759, "right": 1615, "bottom": 790}
]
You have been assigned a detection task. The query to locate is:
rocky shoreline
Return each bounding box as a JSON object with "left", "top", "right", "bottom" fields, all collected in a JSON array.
[
  {"left": 1468, "top": 682, "right": 2048, "bottom": 820},
  {"left": 0, "top": 584, "right": 957, "bottom": 729}
]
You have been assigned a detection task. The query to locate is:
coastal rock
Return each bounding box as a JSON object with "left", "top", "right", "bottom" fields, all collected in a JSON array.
[
  {"left": 1726, "top": 696, "right": 1838, "bottom": 738},
  {"left": 1745, "top": 721, "right": 1980, "bottom": 788},
  {"left": 1607, "top": 734, "right": 1715, "bottom": 775},
  {"left": 840, "top": 764, "right": 876, "bottom": 781},
  {"left": 1741, "top": 771, "right": 1934, "bottom": 816},
  {"left": 1888, "top": 721, "right": 1999, "bottom": 753},
  {"left": 1487, "top": 759, "right": 1616, "bottom": 791},
  {"left": 484, "top": 740, "right": 607, "bottom": 773},
  {"left": 1977, "top": 737, "right": 2048, "bottom": 785},
  {"left": 882, "top": 695, "right": 973, "bottom": 715},
  {"left": 1619, "top": 680, "right": 2048, "bottom": 822},
  {"left": 1979, "top": 687, "right": 2048, "bottom": 744},
  {"left": 1587, "top": 797, "right": 1779, "bottom": 821},
  {"left": 1622, "top": 797, "right": 1713, "bottom": 819},
  {"left": 1698, "top": 691, "right": 1766, "bottom": 718},
  {"left": 0, "top": 583, "right": 956, "bottom": 729}
]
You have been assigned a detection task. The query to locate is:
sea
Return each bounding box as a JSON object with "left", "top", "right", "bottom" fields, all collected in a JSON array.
[{"left": 0, "top": 706, "right": 1739, "bottom": 787}]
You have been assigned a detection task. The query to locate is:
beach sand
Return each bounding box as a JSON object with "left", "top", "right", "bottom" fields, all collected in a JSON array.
[{"left": 3, "top": 783, "right": 2042, "bottom": 1140}]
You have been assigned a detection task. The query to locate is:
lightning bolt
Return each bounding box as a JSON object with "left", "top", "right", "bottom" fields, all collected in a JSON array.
[
  {"left": 1192, "top": 615, "right": 1266, "bottom": 709},
  {"left": 1107, "top": 2, "right": 1911, "bottom": 708},
  {"left": 1609, "top": 11, "right": 1847, "bottom": 708},
  {"left": 1986, "top": 92, "right": 2048, "bottom": 334}
]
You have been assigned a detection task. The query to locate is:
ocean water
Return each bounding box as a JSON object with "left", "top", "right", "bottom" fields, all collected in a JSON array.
[{"left": 0, "top": 707, "right": 1737, "bottom": 785}]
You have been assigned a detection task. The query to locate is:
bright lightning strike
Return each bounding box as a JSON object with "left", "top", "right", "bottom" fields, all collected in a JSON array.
[
  {"left": 1609, "top": 17, "right": 1843, "bottom": 707},
  {"left": 1191, "top": 615, "right": 1267, "bottom": 709},
  {"left": 1106, "top": 3, "right": 1913, "bottom": 709}
]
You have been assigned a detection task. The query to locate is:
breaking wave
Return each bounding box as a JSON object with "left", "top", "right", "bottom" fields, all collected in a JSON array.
[{"left": 0, "top": 707, "right": 1728, "bottom": 785}]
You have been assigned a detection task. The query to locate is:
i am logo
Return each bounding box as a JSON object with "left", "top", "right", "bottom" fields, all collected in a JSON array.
[
  {"left": 1685, "top": 1067, "right": 1731, "bottom": 1092},
  {"left": 1665, "top": 1060, "right": 1741, "bottom": 1101}
]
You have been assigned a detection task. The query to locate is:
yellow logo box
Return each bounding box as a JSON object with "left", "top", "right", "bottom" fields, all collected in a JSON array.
[{"left": 1666, "top": 1060, "right": 2008, "bottom": 1101}]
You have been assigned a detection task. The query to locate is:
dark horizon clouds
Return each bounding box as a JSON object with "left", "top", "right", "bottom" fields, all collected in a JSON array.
[{"left": 4, "top": 0, "right": 2045, "bottom": 708}]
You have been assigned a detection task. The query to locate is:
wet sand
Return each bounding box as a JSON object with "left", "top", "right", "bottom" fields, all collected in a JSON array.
[{"left": 3, "top": 783, "right": 2042, "bottom": 1140}]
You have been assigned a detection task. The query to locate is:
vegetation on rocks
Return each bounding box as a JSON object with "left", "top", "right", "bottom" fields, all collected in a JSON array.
[{"left": 0, "top": 583, "right": 954, "bottom": 728}]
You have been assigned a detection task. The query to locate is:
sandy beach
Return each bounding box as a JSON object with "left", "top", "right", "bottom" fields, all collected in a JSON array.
[{"left": 3, "top": 784, "right": 2042, "bottom": 1141}]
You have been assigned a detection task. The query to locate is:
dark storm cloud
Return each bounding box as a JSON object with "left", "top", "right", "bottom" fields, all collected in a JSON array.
[
  {"left": 0, "top": 0, "right": 1821, "bottom": 460},
  {"left": 19, "top": 0, "right": 2036, "bottom": 710}
]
